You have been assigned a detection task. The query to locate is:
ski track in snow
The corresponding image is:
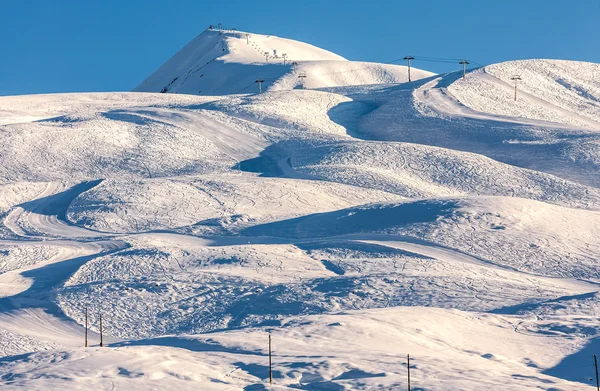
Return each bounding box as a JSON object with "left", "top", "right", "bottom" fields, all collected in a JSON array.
[{"left": 1, "top": 55, "right": 600, "bottom": 390}]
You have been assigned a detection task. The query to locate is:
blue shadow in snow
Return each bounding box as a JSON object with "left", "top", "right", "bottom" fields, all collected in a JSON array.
[
  {"left": 327, "top": 100, "right": 378, "bottom": 138},
  {"left": 238, "top": 142, "right": 289, "bottom": 178},
  {"left": 18, "top": 180, "right": 102, "bottom": 221},
  {"left": 490, "top": 292, "right": 599, "bottom": 315},
  {"left": 112, "top": 336, "right": 267, "bottom": 357},
  {"left": 102, "top": 111, "right": 181, "bottom": 128},
  {"left": 241, "top": 200, "right": 458, "bottom": 239},
  {"left": 320, "top": 260, "right": 345, "bottom": 275},
  {"left": 297, "top": 240, "right": 431, "bottom": 259},
  {"left": 0, "top": 244, "right": 126, "bottom": 320},
  {"left": 543, "top": 336, "right": 600, "bottom": 386},
  {"left": 493, "top": 291, "right": 600, "bottom": 387}
]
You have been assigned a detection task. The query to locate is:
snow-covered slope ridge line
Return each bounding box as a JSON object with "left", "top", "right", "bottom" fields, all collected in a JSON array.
[{"left": 134, "top": 28, "right": 434, "bottom": 95}]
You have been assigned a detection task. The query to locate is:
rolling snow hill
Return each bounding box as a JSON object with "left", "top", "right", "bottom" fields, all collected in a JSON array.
[
  {"left": 448, "top": 59, "right": 600, "bottom": 128},
  {"left": 1, "top": 31, "right": 600, "bottom": 390},
  {"left": 135, "top": 29, "right": 434, "bottom": 95}
]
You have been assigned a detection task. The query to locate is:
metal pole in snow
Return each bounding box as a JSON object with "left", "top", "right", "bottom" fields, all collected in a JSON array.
[
  {"left": 84, "top": 308, "right": 88, "bottom": 347},
  {"left": 269, "top": 333, "right": 273, "bottom": 384},
  {"left": 403, "top": 56, "right": 415, "bottom": 82},
  {"left": 99, "top": 312, "right": 103, "bottom": 347},
  {"left": 595, "top": 354, "right": 599, "bottom": 391},
  {"left": 407, "top": 354, "right": 411, "bottom": 391}
]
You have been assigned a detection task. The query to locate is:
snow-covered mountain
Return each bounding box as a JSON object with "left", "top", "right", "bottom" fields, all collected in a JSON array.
[
  {"left": 135, "top": 29, "right": 434, "bottom": 95},
  {"left": 1, "top": 30, "right": 600, "bottom": 390}
]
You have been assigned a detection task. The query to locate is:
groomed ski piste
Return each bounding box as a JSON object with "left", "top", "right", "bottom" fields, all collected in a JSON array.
[{"left": 1, "top": 28, "right": 600, "bottom": 390}]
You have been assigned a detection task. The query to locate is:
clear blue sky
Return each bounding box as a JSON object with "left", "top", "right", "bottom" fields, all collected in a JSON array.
[{"left": 1, "top": 0, "right": 598, "bottom": 96}]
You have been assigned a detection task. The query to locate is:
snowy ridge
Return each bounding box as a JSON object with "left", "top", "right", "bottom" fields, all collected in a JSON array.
[{"left": 1, "top": 35, "right": 600, "bottom": 390}]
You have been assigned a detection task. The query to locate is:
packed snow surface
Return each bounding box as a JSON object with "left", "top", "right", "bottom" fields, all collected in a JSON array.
[{"left": 1, "top": 34, "right": 600, "bottom": 391}]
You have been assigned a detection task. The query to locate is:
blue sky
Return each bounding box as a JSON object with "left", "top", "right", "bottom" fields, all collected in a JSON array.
[{"left": 1, "top": 0, "right": 598, "bottom": 96}]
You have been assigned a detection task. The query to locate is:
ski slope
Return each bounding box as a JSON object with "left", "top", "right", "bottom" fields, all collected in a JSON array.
[{"left": 2, "top": 33, "right": 600, "bottom": 390}]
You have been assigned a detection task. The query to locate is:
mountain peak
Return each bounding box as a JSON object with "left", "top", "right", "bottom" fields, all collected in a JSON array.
[{"left": 134, "top": 28, "right": 433, "bottom": 95}]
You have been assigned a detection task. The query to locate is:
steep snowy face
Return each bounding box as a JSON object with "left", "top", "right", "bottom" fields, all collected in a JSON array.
[
  {"left": 448, "top": 59, "right": 600, "bottom": 128},
  {"left": 134, "top": 29, "right": 434, "bottom": 95}
]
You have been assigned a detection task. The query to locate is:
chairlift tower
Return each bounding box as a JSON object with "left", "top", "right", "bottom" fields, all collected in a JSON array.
[
  {"left": 255, "top": 79, "right": 265, "bottom": 93},
  {"left": 298, "top": 73, "right": 307, "bottom": 89},
  {"left": 282, "top": 53, "right": 288, "bottom": 65},
  {"left": 459, "top": 60, "right": 470, "bottom": 79}
]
